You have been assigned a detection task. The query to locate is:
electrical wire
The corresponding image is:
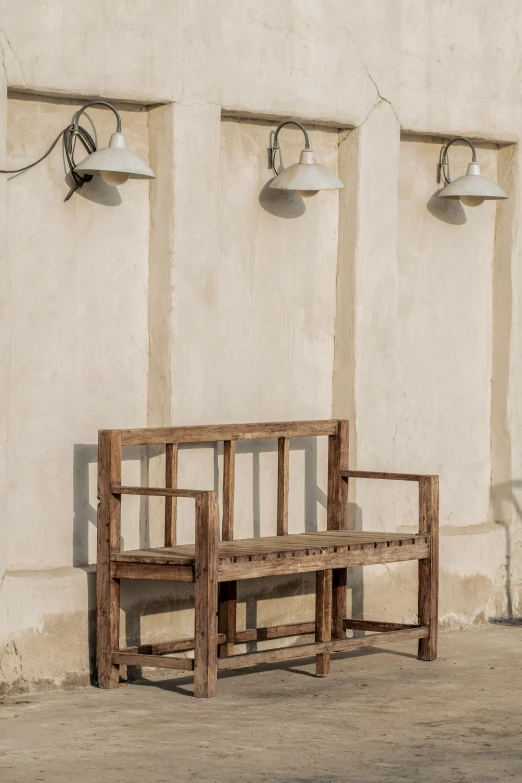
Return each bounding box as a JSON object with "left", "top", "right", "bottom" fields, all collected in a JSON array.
[{"left": 0, "top": 122, "right": 97, "bottom": 202}]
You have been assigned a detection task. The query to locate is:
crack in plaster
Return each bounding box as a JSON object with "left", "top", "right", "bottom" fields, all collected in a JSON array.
[
  {"left": 0, "top": 28, "right": 27, "bottom": 86},
  {"left": 344, "top": 26, "right": 400, "bottom": 128},
  {"left": 360, "top": 64, "right": 400, "bottom": 127},
  {"left": 177, "top": 100, "right": 222, "bottom": 108}
]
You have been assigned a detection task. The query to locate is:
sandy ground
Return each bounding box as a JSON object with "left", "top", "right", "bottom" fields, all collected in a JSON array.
[{"left": 0, "top": 624, "right": 520, "bottom": 783}]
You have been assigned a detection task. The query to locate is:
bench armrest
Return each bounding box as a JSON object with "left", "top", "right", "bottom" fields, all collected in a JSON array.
[
  {"left": 341, "top": 471, "right": 439, "bottom": 538},
  {"left": 110, "top": 487, "right": 219, "bottom": 559},
  {"left": 342, "top": 470, "right": 437, "bottom": 483}
]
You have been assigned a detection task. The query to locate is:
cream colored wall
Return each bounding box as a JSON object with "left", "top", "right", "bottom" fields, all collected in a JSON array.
[
  {"left": 395, "top": 135, "right": 497, "bottom": 529},
  {"left": 217, "top": 118, "right": 339, "bottom": 423},
  {"left": 146, "top": 116, "right": 339, "bottom": 552},
  {"left": 1, "top": 0, "right": 522, "bottom": 692},
  {"left": 4, "top": 96, "right": 150, "bottom": 570}
]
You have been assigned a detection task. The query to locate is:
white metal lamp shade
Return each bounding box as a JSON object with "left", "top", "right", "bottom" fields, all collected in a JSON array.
[
  {"left": 267, "top": 120, "right": 344, "bottom": 198},
  {"left": 438, "top": 161, "right": 507, "bottom": 205},
  {"left": 270, "top": 149, "right": 344, "bottom": 197},
  {"left": 437, "top": 138, "right": 507, "bottom": 207},
  {"left": 74, "top": 132, "right": 155, "bottom": 186}
]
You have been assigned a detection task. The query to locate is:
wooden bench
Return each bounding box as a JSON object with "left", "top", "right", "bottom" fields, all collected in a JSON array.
[{"left": 96, "top": 420, "right": 439, "bottom": 698}]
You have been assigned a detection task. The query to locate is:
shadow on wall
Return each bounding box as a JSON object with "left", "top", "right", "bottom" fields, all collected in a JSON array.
[
  {"left": 64, "top": 171, "right": 123, "bottom": 206},
  {"left": 426, "top": 189, "right": 467, "bottom": 225},
  {"left": 491, "top": 480, "right": 522, "bottom": 621},
  {"left": 258, "top": 177, "right": 306, "bottom": 218},
  {"left": 73, "top": 444, "right": 149, "bottom": 567},
  {"left": 73, "top": 438, "right": 367, "bottom": 683}
]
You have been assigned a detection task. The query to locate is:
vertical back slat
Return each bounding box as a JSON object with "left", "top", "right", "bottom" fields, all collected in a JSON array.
[
  {"left": 327, "top": 432, "right": 341, "bottom": 530},
  {"left": 165, "top": 443, "right": 178, "bottom": 547},
  {"left": 222, "top": 440, "right": 236, "bottom": 541},
  {"left": 338, "top": 420, "right": 349, "bottom": 531},
  {"left": 277, "top": 437, "right": 290, "bottom": 535}
]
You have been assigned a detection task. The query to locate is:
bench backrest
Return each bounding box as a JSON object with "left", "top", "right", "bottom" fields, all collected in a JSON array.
[{"left": 105, "top": 419, "right": 349, "bottom": 545}]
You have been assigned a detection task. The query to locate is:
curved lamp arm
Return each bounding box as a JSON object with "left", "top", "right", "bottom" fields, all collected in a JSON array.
[
  {"left": 438, "top": 136, "right": 477, "bottom": 185},
  {"left": 0, "top": 99, "right": 143, "bottom": 203},
  {"left": 268, "top": 120, "right": 310, "bottom": 177},
  {"left": 72, "top": 101, "right": 122, "bottom": 133}
]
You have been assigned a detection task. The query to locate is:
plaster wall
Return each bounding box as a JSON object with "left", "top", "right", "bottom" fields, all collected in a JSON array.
[
  {"left": 394, "top": 135, "right": 497, "bottom": 530},
  {"left": 3, "top": 96, "right": 150, "bottom": 572},
  {"left": 0, "top": 1, "right": 521, "bottom": 692}
]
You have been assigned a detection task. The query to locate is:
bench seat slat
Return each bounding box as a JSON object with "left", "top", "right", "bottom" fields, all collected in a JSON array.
[{"left": 111, "top": 530, "right": 427, "bottom": 566}]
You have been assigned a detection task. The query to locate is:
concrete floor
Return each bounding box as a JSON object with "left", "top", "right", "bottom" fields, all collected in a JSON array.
[{"left": 0, "top": 624, "right": 521, "bottom": 783}]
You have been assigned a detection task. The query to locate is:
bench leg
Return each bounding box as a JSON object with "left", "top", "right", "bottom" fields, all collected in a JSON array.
[
  {"left": 96, "top": 430, "right": 121, "bottom": 689},
  {"left": 194, "top": 492, "right": 219, "bottom": 698},
  {"left": 96, "top": 561, "right": 120, "bottom": 688},
  {"left": 332, "top": 567, "right": 347, "bottom": 640},
  {"left": 315, "top": 570, "right": 332, "bottom": 676},
  {"left": 218, "top": 581, "right": 237, "bottom": 657},
  {"left": 418, "top": 554, "right": 438, "bottom": 660},
  {"left": 418, "top": 476, "right": 439, "bottom": 661}
]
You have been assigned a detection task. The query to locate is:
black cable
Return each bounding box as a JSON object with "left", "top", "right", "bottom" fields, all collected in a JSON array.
[
  {"left": 62, "top": 124, "right": 97, "bottom": 201},
  {"left": 0, "top": 121, "right": 98, "bottom": 202}
]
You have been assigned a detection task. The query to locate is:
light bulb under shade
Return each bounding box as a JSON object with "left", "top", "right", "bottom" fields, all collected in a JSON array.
[
  {"left": 74, "top": 132, "right": 155, "bottom": 182},
  {"left": 438, "top": 162, "right": 506, "bottom": 204},
  {"left": 270, "top": 149, "right": 344, "bottom": 194},
  {"left": 459, "top": 195, "right": 485, "bottom": 207},
  {"left": 100, "top": 170, "right": 131, "bottom": 187}
]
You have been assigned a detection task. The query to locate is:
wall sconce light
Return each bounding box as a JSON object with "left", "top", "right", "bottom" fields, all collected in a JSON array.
[
  {"left": 268, "top": 120, "right": 344, "bottom": 197},
  {"left": 0, "top": 100, "right": 155, "bottom": 201},
  {"left": 438, "top": 137, "right": 506, "bottom": 206}
]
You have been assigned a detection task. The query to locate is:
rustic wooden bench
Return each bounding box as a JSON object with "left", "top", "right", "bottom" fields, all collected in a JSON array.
[{"left": 96, "top": 420, "right": 439, "bottom": 697}]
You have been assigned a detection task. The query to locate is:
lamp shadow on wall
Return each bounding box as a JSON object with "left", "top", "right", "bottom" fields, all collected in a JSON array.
[
  {"left": 259, "top": 178, "right": 306, "bottom": 219},
  {"left": 490, "top": 480, "right": 522, "bottom": 623},
  {"left": 426, "top": 189, "right": 467, "bottom": 225},
  {"left": 64, "top": 172, "right": 122, "bottom": 207},
  {"left": 73, "top": 439, "right": 366, "bottom": 688}
]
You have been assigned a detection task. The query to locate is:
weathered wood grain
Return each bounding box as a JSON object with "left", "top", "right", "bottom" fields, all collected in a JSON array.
[
  {"left": 217, "top": 627, "right": 429, "bottom": 671},
  {"left": 97, "top": 430, "right": 122, "bottom": 689},
  {"left": 110, "top": 531, "right": 427, "bottom": 565},
  {"left": 343, "top": 470, "right": 436, "bottom": 482},
  {"left": 218, "top": 543, "right": 428, "bottom": 581},
  {"left": 165, "top": 443, "right": 178, "bottom": 546},
  {"left": 98, "top": 419, "right": 439, "bottom": 697},
  {"left": 194, "top": 491, "right": 219, "bottom": 697},
  {"left": 114, "top": 486, "right": 204, "bottom": 498},
  {"left": 111, "top": 561, "right": 194, "bottom": 582},
  {"left": 219, "top": 441, "right": 237, "bottom": 657},
  {"left": 235, "top": 622, "right": 315, "bottom": 643},
  {"left": 338, "top": 420, "right": 349, "bottom": 530},
  {"left": 222, "top": 440, "right": 236, "bottom": 541},
  {"left": 119, "top": 420, "right": 338, "bottom": 446},
  {"left": 343, "top": 620, "right": 419, "bottom": 632},
  {"left": 112, "top": 652, "right": 193, "bottom": 671},
  {"left": 332, "top": 421, "right": 349, "bottom": 640},
  {"left": 418, "top": 475, "right": 439, "bottom": 661},
  {"left": 123, "top": 634, "right": 226, "bottom": 655},
  {"left": 315, "top": 570, "right": 332, "bottom": 676},
  {"left": 327, "top": 430, "right": 341, "bottom": 531},
  {"left": 277, "top": 437, "right": 290, "bottom": 536}
]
